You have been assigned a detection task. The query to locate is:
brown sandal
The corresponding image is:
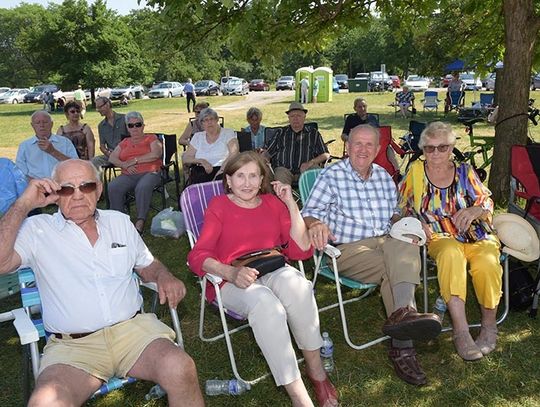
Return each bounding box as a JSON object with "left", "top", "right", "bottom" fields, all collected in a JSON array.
[{"left": 388, "top": 347, "right": 427, "bottom": 386}]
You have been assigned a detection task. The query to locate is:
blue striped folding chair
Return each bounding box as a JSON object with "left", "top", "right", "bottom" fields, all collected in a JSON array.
[{"left": 10, "top": 267, "right": 184, "bottom": 404}]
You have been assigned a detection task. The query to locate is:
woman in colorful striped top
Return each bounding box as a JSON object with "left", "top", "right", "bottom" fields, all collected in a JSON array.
[{"left": 398, "top": 121, "right": 502, "bottom": 362}]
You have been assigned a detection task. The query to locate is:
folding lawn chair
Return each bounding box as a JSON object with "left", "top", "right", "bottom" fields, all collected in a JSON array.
[
  {"left": 422, "top": 91, "right": 440, "bottom": 113},
  {"left": 9, "top": 267, "right": 184, "bottom": 404},
  {"left": 374, "top": 126, "right": 406, "bottom": 184},
  {"left": 180, "top": 181, "right": 273, "bottom": 385},
  {"left": 508, "top": 144, "right": 540, "bottom": 317},
  {"left": 298, "top": 169, "right": 389, "bottom": 350},
  {"left": 445, "top": 91, "right": 464, "bottom": 115}
]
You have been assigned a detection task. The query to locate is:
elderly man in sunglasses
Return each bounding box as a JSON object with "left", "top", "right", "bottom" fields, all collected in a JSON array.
[
  {"left": 16, "top": 110, "right": 78, "bottom": 180},
  {"left": 0, "top": 159, "right": 204, "bottom": 407}
]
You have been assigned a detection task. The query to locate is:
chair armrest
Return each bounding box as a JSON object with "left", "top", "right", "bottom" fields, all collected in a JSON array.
[
  {"left": 140, "top": 281, "right": 158, "bottom": 292},
  {"left": 205, "top": 273, "right": 223, "bottom": 285},
  {"left": 12, "top": 308, "right": 39, "bottom": 345},
  {"left": 323, "top": 244, "right": 341, "bottom": 258}
]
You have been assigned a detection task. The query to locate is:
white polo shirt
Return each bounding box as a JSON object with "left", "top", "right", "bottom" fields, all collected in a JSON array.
[{"left": 15, "top": 209, "right": 154, "bottom": 334}]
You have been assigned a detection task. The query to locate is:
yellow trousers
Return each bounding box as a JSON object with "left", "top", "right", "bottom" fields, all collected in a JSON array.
[{"left": 428, "top": 236, "right": 502, "bottom": 309}]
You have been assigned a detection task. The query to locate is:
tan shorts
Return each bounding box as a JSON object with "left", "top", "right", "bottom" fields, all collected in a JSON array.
[{"left": 39, "top": 313, "right": 176, "bottom": 381}]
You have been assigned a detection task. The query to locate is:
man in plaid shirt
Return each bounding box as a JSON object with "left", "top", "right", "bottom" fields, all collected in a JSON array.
[{"left": 302, "top": 124, "right": 441, "bottom": 387}]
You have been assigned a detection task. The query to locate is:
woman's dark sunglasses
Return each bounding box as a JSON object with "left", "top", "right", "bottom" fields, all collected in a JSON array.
[
  {"left": 57, "top": 182, "right": 98, "bottom": 196},
  {"left": 423, "top": 144, "right": 450, "bottom": 153},
  {"left": 127, "top": 122, "right": 143, "bottom": 128},
  {"left": 68, "top": 109, "right": 80, "bottom": 114}
]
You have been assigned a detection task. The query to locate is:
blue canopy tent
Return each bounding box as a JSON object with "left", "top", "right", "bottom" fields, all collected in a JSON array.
[{"left": 444, "top": 59, "right": 475, "bottom": 72}]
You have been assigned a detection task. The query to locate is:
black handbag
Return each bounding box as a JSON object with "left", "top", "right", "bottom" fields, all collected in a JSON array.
[{"left": 231, "top": 249, "right": 286, "bottom": 277}]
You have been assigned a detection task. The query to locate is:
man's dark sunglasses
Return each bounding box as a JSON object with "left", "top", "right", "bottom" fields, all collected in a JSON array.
[
  {"left": 57, "top": 182, "right": 98, "bottom": 196},
  {"left": 127, "top": 122, "right": 143, "bottom": 128}
]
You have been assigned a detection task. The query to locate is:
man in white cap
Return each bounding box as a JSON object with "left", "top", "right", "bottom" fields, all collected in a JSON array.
[
  {"left": 264, "top": 102, "right": 330, "bottom": 185},
  {"left": 302, "top": 124, "right": 441, "bottom": 386}
]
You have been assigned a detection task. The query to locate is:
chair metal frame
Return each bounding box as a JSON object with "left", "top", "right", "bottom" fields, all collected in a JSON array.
[
  {"left": 445, "top": 90, "right": 465, "bottom": 115},
  {"left": 298, "top": 169, "right": 389, "bottom": 350},
  {"left": 9, "top": 267, "right": 184, "bottom": 403},
  {"left": 180, "top": 181, "right": 273, "bottom": 385}
]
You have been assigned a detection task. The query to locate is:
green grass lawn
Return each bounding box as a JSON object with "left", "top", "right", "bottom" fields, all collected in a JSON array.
[{"left": 1, "top": 91, "right": 540, "bottom": 406}]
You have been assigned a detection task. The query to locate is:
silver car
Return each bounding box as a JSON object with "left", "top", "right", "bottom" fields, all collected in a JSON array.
[
  {"left": 110, "top": 85, "right": 144, "bottom": 100},
  {"left": 223, "top": 78, "right": 249, "bottom": 96},
  {"left": 0, "top": 88, "right": 29, "bottom": 104},
  {"left": 148, "top": 81, "right": 184, "bottom": 98}
]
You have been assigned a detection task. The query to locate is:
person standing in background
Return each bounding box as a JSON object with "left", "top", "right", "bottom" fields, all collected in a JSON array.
[
  {"left": 73, "top": 85, "right": 87, "bottom": 119},
  {"left": 184, "top": 79, "right": 196, "bottom": 113}
]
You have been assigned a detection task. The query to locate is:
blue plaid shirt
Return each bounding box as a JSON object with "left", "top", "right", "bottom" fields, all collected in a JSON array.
[{"left": 302, "top": 159, "right": 399, "bottom": 244}]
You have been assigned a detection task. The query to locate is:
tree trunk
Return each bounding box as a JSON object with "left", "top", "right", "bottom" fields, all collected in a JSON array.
[{"left": 488, "top": 0, "right": 540, "bottom": 204}]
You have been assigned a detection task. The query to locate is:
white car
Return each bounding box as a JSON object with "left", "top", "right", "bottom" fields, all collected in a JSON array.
[
  {"left": 84, "top": 87, "right": 111, "bottom": 99},
  {"left": 148, "top": 81, "right": 184, "bottom": 98},
  {"left": 404, "top": 75, "right": 430, "bottom": 92},
  {"left": 0, "top": 88, "right": 29, "bottom": 104},
  {"left": 460, "top": 72, "right": 482, "bottom": 91},
  {"left": 223, "top": 78, "right": 249, "bottom": 96},
  {"left": 110, "top": 85, "right": 144, "bottom": 100},
  {"left": 0, "top": 87, "right": 11, "bottom": 98}
]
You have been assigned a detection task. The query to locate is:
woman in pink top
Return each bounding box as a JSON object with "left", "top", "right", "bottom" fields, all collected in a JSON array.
[
  {"left": 188, "top": 152, "right": 338, "bottom": 407},
  {"left": 108, "top": 111, "right": 162, "bottom": 234}
]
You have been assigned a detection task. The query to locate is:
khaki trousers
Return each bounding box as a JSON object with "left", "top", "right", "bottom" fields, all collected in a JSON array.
[
  {"left": 337, "top": 236, "right": 421, "bottom": 316},
  {"left": 220, "top": 265, "right": 323, "bottom": 386}
]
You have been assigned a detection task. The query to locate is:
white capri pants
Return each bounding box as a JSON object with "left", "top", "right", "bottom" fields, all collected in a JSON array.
[{"left": 220, "top": 265, "right": 323, "bottom": 386}]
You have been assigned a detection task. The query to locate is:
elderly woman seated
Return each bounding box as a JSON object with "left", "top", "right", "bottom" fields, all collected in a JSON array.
[
  {"left": 188, "top": 151, "right": 338, "bottom": 407},
  {"left": 399, "top": 121, "right": 502, "bottom": 361},
  {"left": 395, "top": 86, "right": 415, "bottom": 118},
  {"left": 243, "top": 106, "right": 266, "bottom": 150},
  {"left": 178, "top": 101, "right": 210, "bottom": 147},
  {"left": 182, "top": 107, "right": 239, "bottom": 185},
  {"left": 107, "top": 111, "right": 162, "bottom": 234}
]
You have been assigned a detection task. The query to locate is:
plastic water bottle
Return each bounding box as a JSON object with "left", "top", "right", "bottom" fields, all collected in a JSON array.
[
  {"left": 433, "top": 296, "right": 447, "bottom": 324},
  {"left": 145, "top": 384, "right": 167, "bottom": 400},
  {"left": 320, "top": 331, "right": 334, "bottom": 373},
  {"left": 205, "top": 379, "right": 251, "bottom": 396}
]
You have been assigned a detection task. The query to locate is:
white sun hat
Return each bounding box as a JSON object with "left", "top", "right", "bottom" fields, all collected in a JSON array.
[
  {"left": 390, "top": 217, "right": 427, "bottom": 246},
  {"left": 493, "top": 213, "right": 540, "bottom": 262}
]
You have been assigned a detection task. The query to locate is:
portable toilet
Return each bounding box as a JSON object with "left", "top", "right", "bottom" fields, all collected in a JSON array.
[
  {"left": 295, "top": 67, "right": 313, "bottom": 103},
  {"left": 312, "top": 67, "right": 333, "bottom": 103}
]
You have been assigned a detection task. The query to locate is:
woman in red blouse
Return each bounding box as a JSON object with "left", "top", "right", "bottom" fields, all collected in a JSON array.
[
  {"left": 108, "top": 111, "right": 162, "bottom": 234},
  {"left": 188, "top": 151, "right": 338, "bottom": 407}
]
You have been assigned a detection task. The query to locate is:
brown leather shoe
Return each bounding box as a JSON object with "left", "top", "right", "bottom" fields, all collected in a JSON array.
[
  {"left": 388, "top": 346, "right": 427, "bottom": 386},
  {"left": 382, "top": 306, "right": 442, "bottom": 341}
]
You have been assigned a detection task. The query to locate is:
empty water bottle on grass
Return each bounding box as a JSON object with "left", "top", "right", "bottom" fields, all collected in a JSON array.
[
  {"left": 145, "top": 384, "right": 167, "bottom": 400},
  {"left": 320, "top": 331, "right": 334, "bottom": 373},
  {"left": 433, "top": 296, "right": 447, "bottom": 323},
  {"left": 205, "top": 379, "right": 251, "bottom": 396}
]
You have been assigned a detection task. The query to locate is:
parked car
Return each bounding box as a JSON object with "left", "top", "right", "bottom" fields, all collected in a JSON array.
[
  {"left": 486, "top": 73, "right": 497, "bottom": 91},
  {"left": 220, "top": 76, "right": 239, "bottom": 93},
  {"left": 23, "top": 84, "right": 63, "bottom": 103},
  {"left": 0, "top": 88, "right": 29, "bottom": 104},
  {"left": 0, "top": 87, "right": 11, "bottom": 98},
  {"left": 335, "top": 74, "right": 349, "bottom": 89},
  {"left": 404, "top": 75, "right": 430, "bottom": 91},
  {"left": 194, "top": 80, "right": 220, "bottom": 96},
  {"left": 84, "top": 87, "right": 111, "bottom": 99},
  {"left": 223, "top": 78, "right": 249, "bottom": 96},
  {"left": 148, "top": 81, "right": 184, "bottom": 98},
  {"left": 276, "top": 76, "right": 295, "bottom": 90},
  {"left": 110, "top": 85, "right": 144, "bottom": 100},
  {"left": 249, "top": 79, "right": 270, "bottom": 91},
  {"left": 389, "top": 75, "right": 401, "bottom": 88},
  {"left": 531, "top": 73, "right": 540, "bottom": 90},
  {"left": 442, "top": 74, "right": 453, "bottom": 88},
  {"left": 459, "top": 72, "right": 482, "bottom": 91},
  {"left": 369, "top": 71, "right": 393, "bottom": 91}
]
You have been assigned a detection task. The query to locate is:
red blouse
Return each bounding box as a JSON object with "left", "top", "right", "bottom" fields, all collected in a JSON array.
[
  {"left": 187, "top": 194, "right": 313, "bottom": 302},
  {"left": 118, "top": 134, "right": 161, "bottom": 175}
]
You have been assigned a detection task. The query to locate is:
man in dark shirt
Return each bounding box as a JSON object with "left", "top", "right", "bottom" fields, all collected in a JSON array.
[
  {"left": 341, "top": 98, "right": 380, "bottom": 142},
  {"left": 265, "top": 102, "right": 330, "bottom": 185},
  {"left": 92, "top": 97, "right": 129, "bottom": 168}
]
